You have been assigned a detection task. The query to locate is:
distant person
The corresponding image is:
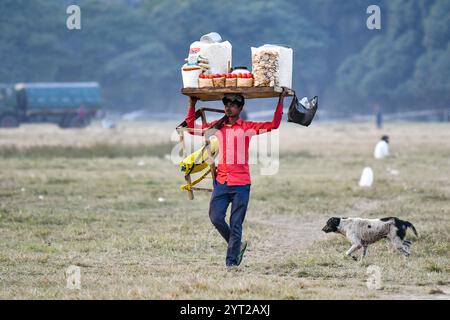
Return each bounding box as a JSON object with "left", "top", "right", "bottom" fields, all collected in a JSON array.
[
  {"left": 75, "top": 104, "right": 88, "bottom": 127},
  {"left": 374, "top": 103, "right": 383, "bottom": 129},
  {"left": 78, "top": 104, "right": 87, "bottom": 119},
  {"left": 374, "top": 135, "right": 389, "bottom": 159}
]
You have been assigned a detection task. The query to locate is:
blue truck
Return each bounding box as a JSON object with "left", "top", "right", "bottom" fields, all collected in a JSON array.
[{"left": 0, "top": 82, "right": 101, "bottom": 128}]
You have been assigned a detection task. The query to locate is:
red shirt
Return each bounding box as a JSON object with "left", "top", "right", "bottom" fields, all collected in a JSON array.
[{"left": 185, "top": 102, "right": 283, "bottom": 186}]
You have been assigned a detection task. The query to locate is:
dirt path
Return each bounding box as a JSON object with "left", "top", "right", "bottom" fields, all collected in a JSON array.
[{"left": 248, "top": 215, "right": 329, "bottom": 262}]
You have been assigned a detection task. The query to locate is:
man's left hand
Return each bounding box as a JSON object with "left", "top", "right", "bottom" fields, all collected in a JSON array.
[{"left": 279, "top": 87, "right": 290, "bottom": 99}]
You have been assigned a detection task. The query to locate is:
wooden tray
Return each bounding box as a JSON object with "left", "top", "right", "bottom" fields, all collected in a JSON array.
[{"left": 181, "top": 86, "right": 294, "bottom": 101}]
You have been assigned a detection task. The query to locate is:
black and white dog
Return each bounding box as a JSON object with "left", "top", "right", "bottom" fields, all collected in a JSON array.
[{"left": 322, "top": 217, "right": 418, "bottom": 260}]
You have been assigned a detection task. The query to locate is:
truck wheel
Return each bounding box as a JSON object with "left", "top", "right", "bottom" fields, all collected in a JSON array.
[
  {"left": 0, "top": 114, "right": 20, "bottom": 128},
  {"left": 69, "top": 116, "right": 87, "bottom": 128},
  {"left": 61, "top": 115, "right": 89, "bottom": 128}
]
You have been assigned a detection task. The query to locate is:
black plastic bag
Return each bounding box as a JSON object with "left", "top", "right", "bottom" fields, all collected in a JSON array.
[{"left": 287, "top": 93, "right": 318, "bottom": 127}]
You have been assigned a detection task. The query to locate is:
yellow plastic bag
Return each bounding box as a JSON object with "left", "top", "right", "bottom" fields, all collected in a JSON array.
[{"left": 179, "top": 136, "right": 219, "bottom": 176}]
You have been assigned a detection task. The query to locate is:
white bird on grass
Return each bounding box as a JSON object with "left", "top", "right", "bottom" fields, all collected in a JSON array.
[
  {"left": 359, "top": 167, "right": 374, "bottom": 187},
  {"left": 374, "top": 135, "right": 389, "bottom": 159}
]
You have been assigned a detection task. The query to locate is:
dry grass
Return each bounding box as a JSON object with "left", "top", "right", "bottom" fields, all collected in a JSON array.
[{"left": 0, "top": 121, "right": 449, "bottom": 299}]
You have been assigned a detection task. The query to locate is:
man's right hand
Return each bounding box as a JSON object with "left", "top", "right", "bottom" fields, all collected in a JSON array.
[{"left": 189, "top": 96, "right": 199, "bottom": 107}]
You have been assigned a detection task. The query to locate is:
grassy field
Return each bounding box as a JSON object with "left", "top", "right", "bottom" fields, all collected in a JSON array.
[{"left": 0, "top": 121, "right": 449, "bottom": 299}]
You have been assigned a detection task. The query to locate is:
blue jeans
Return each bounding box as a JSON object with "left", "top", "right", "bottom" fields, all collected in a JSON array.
[{"left": 209, "top": 180, "right": 251, "bottom": 266}]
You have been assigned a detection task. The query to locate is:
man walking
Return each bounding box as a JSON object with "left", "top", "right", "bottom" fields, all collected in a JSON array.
[{"left": 185, "top": 89, "right": 289, "bottom": 269}]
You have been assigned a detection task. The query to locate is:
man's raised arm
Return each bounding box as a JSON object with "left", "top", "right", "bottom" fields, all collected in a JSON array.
[
  {"left": 185, "top": 96, "right": 220, "bottom": 136},
  {"left": 246, "top": 88, "right": 289, "bottom": 135},
  {"left": 185, "top": 96, "right": 199, "bottom": 134}
]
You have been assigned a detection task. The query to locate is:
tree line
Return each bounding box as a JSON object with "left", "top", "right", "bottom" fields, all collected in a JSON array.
[{"left": 0, "top": 0, "right": 448, "bottom": 115}]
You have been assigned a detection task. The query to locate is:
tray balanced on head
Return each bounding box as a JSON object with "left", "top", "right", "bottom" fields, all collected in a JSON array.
[{"left": 181, "top": 86, "right": 294, "bottom": 102}]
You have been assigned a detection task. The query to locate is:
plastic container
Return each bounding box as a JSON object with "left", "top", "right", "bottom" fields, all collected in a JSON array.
[
  {"left": 200, "top": 32, "right": 222, "bottom": 43},
  {"left": 199, "top": 78, "right": 213, "bottom": 88},
  {"left": 237, "top": 78, "right": 253, "bottom": 87},
  {"left": 251, "top": 44, "right": 293, "bottom": 88},
  {"left": 181, "top": 66, "right": 202, "bottom": 88},
  {"left": 212, "top": 77, "right": 225, "bottom": 88},
  {"left": 189, "top": 40, "right": 232, "bottom": 74},
  {"left": 225, "top": 78, "right": 237, "bottom": 87}
]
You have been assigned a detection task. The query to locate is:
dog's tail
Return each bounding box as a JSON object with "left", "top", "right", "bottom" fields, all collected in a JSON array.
[
  {"left": 402, "top": 220, "right": 418, "bottom": 237},
  {"left": 381, "top": 217, "right": 418, "bottom": 238}
]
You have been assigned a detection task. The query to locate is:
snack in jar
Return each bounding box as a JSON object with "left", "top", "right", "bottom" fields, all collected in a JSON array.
[
  {"left": 198, "top": 73, "right": 213, "bottom": 88},
  {"left": 225, "top": 73, "right": 237, "bottom": 87},
  {"left": 251, "top": 44, "right": 293, "bottom": 88},
  {"left": 236, "top": 73, "right": 254, "bottom": 87},
  {"left": 212, "top": 74, "right": 226, "bottom": 87}
]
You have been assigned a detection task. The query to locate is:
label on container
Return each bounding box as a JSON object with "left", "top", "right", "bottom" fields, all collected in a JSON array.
[{"left": 187, "top": 47, "right": 201, "bottom": 66}]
